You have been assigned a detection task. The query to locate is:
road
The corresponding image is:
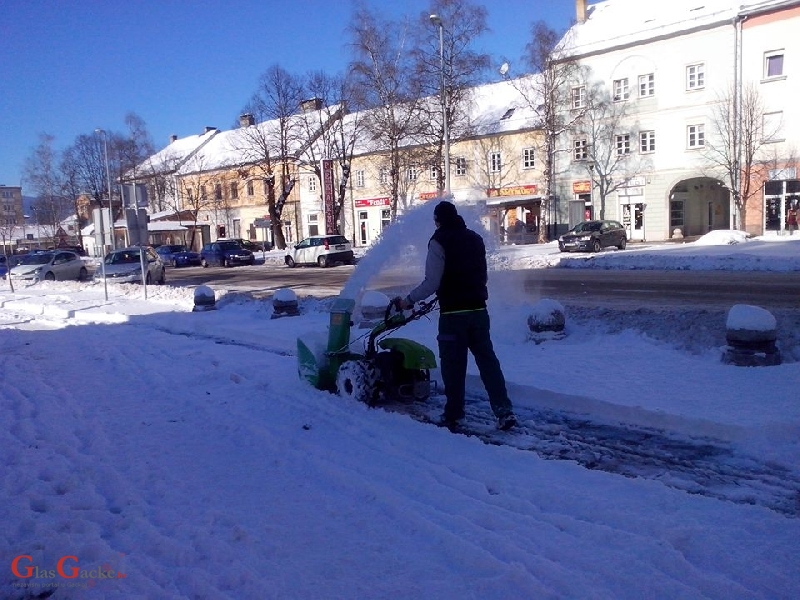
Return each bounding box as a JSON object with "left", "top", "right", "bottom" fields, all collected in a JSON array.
[{"left": 164, "top": 262, "right": 800, "bottom": 310}]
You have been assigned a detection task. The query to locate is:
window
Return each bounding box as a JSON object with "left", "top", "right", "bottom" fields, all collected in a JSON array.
[
  {"left": 765, "top": 52, "right": 784, "bottom": 78},
  {"left": 687, "top": 124, "right": 705, "bottom": 148},
  {"left": 247, "top": 181, "right": 254, "bottom": 196},
  {"left": 640, "top": 130, "right": 656, "bottom": 153},
  {"left": 573, "top": 138, "right": 588, "bottom": 160},
  {"left": 615, "top": 134, "right": 631, "bottom": 155},
  {"left": 571, "top": 86, "right": 586, "bottom": 109},
  {"left": 500, "top": 108, "right": 516, "bottom": 120},
  {"left": 613, "top": 78, "right": 629, "bottom": 101},
  {"left": 686, "top": 63, "right": 705, "bottom": 90},
  {"left": 308, "top": 177, "right": 316, "bottom": 192},
  {"left": 229, "top": 182, "right": 238, "bottom": 199},
  {"left": 379, "top": 168, "right": 389, "bottom": 184},
  {"left": 522, "top": 148, "right": 535, "bottom": 169},
  {"left": 429, "top": 165, "right": 438, "bottom": 180},
  {"left": 454, "top": 157, "right": 466, "bottom": 176},
  {"left": 407, "top": 166, "right": 417, "bottom": 181},
  {"left": 639, "top": 73, "right": 655, "bottom": 97},
  {"left": 214, "top": 184, "right": 222, "bottom": 200},
  {"left": 489, "top": 152, "right": 502, "bottom": 173},
  {"left": 763, "top": 111, "right": 783, "bottom": 142},
  {"left": 308, "top": 213, "right": 319, "bottom": 236},
  {"left": 355, "top": 169, "right": 365, "bottom": 187},
  {"left": 670, "top": 200, "right": 685, "bottom": 228},
  {"left": 200, "top": 185, "right": 207, "bottom": 199}
]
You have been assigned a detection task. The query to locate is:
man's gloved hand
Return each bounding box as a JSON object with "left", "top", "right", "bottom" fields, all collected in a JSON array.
[{"left": 392, "top": 296, "right": 413, "bottom": 311}]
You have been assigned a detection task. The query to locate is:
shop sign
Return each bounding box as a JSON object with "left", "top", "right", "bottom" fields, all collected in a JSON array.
[
  {"left": 354, "top": 197, "right": 390, "bottom": 208},
  {"left": 619, "top": 187, "right": 644, "bottom": 196},
  {"left": 572, "top": 180, "right": 591, "bottom": 194},
  {"left": 321, "top": 159, "right": 336, "bottom": 234},
  {"left": 486, "top": 184, "right": 538, "bottom": 197},
  {"left": 418, "top": 191, "right": 439, "bottom": 201}
]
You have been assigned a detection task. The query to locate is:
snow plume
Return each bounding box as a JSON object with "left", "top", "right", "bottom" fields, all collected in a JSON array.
[{"left": 341, "top": 198, "right": 495, "bottom": 303}]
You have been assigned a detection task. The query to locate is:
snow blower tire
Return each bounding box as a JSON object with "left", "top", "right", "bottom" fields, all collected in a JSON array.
[{"left": 336, "top": 360, "right": 379, "bottom": 406}]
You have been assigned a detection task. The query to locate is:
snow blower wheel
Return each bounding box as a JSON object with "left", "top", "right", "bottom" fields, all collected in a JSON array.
[{"left": 336, "top": 360, "right": 379, "bottom": 406}]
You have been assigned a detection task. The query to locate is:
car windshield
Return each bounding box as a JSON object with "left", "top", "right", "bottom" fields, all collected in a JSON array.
[
  {"left": 572, "top": 222, "right": 601, "bottom": 233},
  {"left": 218, "top": 242, "right": 242, "bottom": 250},
  {"left": 105, "top": 251, "right": 142, "bottom": 265},
  {"left": 161, "top": 245, "right": 186, "bottom": 253},
  {"left": 19, "top": 253, "right": 53, "bottom": 265},
  {"left": 326, "top": 236, "right": 348, "bottom": 245}
]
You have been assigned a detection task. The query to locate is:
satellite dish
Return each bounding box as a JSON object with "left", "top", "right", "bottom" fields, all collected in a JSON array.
[{"left": 499, "top": 62, "right": 509, "bottom": 76}]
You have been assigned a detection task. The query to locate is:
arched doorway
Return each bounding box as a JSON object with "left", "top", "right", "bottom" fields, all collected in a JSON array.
[{"left": 667, "top": 177, "right": 729, "bottom": 238}]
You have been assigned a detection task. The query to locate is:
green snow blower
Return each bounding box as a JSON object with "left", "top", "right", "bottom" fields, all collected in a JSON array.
[{"left": 297, "top": 296, "right": 438, "bottom": 405}]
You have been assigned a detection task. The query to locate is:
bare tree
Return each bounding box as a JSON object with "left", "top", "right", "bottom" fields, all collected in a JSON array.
[
  {"left": 576, "top": 83, "right": 652, "bottom": 219},
  {"left": 176, "top": 155, "right": 217, "bottom": 250},
  {"left": 349, "top": 5, "right": 425, "bottom": 219},
  {"left": 234, "top": 65, "right": 306, "bottom": 249},
  {"left": 515, "top": 22, "right": 585, "bottom": 241},
  {"left": 297, "top": 71, "right": 361, "bottom": 234},
  {"left": 59, "top": 147, "right": 89, "bottom": 250},
  {"left": 117, "top": 112, "right": 155, "bottom": 208},
  {"left": 705, "top": 83, "right": 782, "bottom": 230},
  {"left": 22, "top": 133, "right": 70, "bottom": 245},
  {"left": 410, "top": 0, "right": 491, "bottom": 192}
]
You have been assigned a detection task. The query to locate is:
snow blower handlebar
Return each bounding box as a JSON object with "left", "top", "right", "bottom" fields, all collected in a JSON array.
[{"left": 366, "top": 298, "right": 438, "bottom": 356}]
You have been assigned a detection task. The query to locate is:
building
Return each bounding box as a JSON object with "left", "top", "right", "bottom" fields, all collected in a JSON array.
[
  {"left": 0, "top": 185, "right": 23, "bottom": 227},
  {"left": 556, "top": 0, "right": 800, "bottom": 240}
]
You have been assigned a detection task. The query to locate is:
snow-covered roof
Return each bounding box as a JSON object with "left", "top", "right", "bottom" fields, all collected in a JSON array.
[
  {"left": 561, "top": 0, "right": 792, "bottom": 58},
  {"left": 133, "top": 128, "right": 219, "bottom": 178}
]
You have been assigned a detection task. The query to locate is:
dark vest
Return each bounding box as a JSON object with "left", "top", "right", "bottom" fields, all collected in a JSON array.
[{"left": 432, "top": 218, "right": 488, "bottom": 312}]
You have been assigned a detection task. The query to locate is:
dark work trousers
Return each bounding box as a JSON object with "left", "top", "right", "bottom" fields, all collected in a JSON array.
[{"left": 437, "top": 309, "right": 513, "bottom": 420}]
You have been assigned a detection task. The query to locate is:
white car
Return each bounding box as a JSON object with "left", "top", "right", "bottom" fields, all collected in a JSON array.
[
  {"left": 10, "top": 250, "right": 88, "bottom": 282},
  {"left": 285, "top": 235, "right": 354, "bottom": 268},
  {"left": 95, "top": 247, "right": 166, "bottom": 284}
]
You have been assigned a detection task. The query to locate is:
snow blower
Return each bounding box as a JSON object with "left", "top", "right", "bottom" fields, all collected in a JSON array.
[{"left": 297, "top": 296, "right": 438, "bottom": 405}]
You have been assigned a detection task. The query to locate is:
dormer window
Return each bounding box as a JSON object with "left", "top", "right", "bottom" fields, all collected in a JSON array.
[{"left": 500, "top": 108, "right": 516, "bottom": 120}]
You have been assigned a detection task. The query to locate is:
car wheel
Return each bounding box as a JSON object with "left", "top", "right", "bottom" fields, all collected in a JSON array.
[
  {"left": 201, "top": 258, "right": 208, "bottom": 268},
  {"left": 159, "top": 269, "right": 166, "bottom": 285},
  {"left": 558, "top": 243, "right": 566, "bottom": 253},
  {"left": 222, "top": 257, "right": 229, "bottom": 268},
  {"left": 318, "top": 255, "right": 328, "bottom": 268},
  {"left": 78, "top": 267, "right": 88, "bottom": 281},
  {"left": 45, "top": 271, "right": 55, "bottom": 281},
  {"left": 172, "top": 258, "right": 178, "bottom": 268},
  {"left": 591, "top": 239, "right": 602, "bottom": 253},
  {"left": 285, "top": 256, "right": 296, "bottom": 268},
  {"left": 618, "top": 238, "right": 627, "bottom": 250}
]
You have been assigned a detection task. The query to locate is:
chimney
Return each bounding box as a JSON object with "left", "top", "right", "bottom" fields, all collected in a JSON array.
[
  {"left": 576, "top": 0, "right": 587, "bottom": 23},
  {"left": 239, "top": 113, "right": 255, "bottom": 127},
  {"left": 204, "top": 126, "right": 216, "bottom": 133},
  {"left": 300, "top": 97, "right": 323, "bottom": 113},
  {"left": 170, "top": 134, "right": 178, "bottom": 143}
]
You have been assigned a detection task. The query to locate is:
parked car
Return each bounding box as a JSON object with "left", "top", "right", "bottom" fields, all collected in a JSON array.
[
  {"left": 9, "top": 250, "right": 88, "bottom": 282},
  {"left": 0, "top": 256, "right": 7, "bottom": 279},
  {"left": 285, "top": 235, "right": 354, "bottom": 268},
  {"left": 217, "top": 237, "right": 270, "bottom": 253},
  {"left": 558, "top": 220, "right": 627, "bottom": 253},
  {"left": 156, "top": 244, "right": 202, "bottom": 267},
  {"left": 200, "top": 241, "right": 255, "bottom": 267},
  {"left": 95, "top": 246, "right": 166, "bottom": 284}
]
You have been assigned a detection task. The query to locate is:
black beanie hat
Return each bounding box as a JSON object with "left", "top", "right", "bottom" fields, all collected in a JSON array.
[{"left": 434, "top": 200, "right": 458, "bottom": 223}]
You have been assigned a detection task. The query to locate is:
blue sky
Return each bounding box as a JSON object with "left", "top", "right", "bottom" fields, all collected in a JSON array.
[{"left": 0, "top": 0, "right": 577, "bottom": 189}]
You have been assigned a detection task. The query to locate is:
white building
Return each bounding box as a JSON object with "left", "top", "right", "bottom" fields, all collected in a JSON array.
[{"left": 558, "top": 0, "right": 800, "bottom": 240}]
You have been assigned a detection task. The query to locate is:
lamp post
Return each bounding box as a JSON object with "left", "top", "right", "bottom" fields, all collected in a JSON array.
[
  {"left": 95, "top": 128, "right": 115, "bottom": 250},
  {"left": 429, "top": 14, "right": 450, "bottom": 196},
  {"left": 588, "top": 162, "right": 595, "bottom": 221}
]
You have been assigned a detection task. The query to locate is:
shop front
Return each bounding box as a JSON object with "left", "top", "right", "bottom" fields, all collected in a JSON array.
[
  {"left": 764, "top": 172, "right": 800, "bottom": 235},
  {"left": 353, "top": 196, "right": 391, "bottom": 247},
  {"left": 485, "top": 185, "right": 541, "bottom": 244}
]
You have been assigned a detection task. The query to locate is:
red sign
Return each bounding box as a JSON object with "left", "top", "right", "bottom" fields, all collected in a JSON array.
[
  {"left": 354, "top": 197, "right": 390, "bottom": 208},
  {"left": 486, "top": 184, "right": 537, "bottom": 197},
  {"left": 418, "top": 191, "right": 439, "bottom": 201},
  {"left": 321, "top": 159, "right": 336, "bottom": 234}
]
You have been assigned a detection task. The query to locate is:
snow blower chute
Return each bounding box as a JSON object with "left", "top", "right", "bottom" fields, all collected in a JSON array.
[{"left": 297, "top": 297, "right": 438, "bottom": 405}]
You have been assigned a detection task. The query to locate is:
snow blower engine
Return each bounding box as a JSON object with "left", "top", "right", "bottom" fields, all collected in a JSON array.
[{"left": 297, "top": 296, "right": 438, "bottom": 405}]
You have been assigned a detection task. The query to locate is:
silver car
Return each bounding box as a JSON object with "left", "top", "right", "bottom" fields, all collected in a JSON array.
[
  {"left": 10, "top": 250, "right": 88, "bottom": 282},
  {"left": 95, "top": 247, "right": 166, "bottom": 285}
]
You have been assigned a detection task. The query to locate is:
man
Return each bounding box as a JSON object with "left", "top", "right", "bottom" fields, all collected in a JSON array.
[{"left": 397, "top": 201, "right": 517, "bottom": 431}]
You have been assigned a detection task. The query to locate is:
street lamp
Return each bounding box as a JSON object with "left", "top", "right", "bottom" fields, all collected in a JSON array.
[
  {"left": 95, "top": 128, "right": 115, "bottom": 250},
  {"left": 429, "top": 14, "right": 450, "bottom": 196}
]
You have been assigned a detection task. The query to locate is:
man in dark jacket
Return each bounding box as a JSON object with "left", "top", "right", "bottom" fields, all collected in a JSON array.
[{"left": 398, "top": 200, "right": 516, "bottom": 430}]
